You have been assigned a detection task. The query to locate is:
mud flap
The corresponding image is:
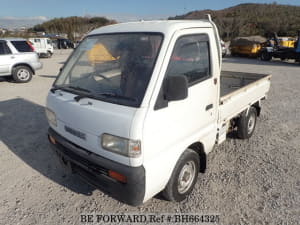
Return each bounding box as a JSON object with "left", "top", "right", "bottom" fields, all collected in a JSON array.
[{"left": 217, "top": 121, "right": 229, "bottom": 144}]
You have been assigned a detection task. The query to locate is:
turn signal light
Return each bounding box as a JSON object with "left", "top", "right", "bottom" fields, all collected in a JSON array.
[{"left": 108, "top": 170, "right": 127, "bottom": 183}]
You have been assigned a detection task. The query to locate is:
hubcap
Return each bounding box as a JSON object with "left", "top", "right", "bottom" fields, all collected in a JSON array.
[
  {"left": 247, "top": 114, "right": 255, "bottom": 134},
  {"left": 17, "top": 69, "right": 30, "bottom": 80},
  {"left": 177, "top": 161, "right": 196, "bottom": 194}
]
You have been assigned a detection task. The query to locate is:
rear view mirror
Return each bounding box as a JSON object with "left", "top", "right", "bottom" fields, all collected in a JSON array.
[{"left": 165, "top": 75, "right": 188, "bottom": 101}]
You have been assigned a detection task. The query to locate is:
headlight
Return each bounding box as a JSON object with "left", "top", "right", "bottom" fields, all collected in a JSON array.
[
  {"left": 45, "top": 108, "right": 57, "bottom": 127},
  {"left": 101, "top": 134, "right": 141, "bottom": 158}
]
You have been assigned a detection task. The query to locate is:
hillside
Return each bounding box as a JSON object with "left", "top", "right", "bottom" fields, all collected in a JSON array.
[
  {"left": 31, "top": 16, "right": 116, "bottom": 40},
  {"left": 169, "top": 3, "right": 300, "bottom": 40}
]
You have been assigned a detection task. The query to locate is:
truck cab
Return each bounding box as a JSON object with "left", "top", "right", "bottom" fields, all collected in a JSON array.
[{"left": 46, "top": 19, "right": 271, "bottom": 205}]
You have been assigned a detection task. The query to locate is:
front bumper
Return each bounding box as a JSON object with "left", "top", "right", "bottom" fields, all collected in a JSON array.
[{"left": 48, "top": 127, "right": 145, "bottom": 206}]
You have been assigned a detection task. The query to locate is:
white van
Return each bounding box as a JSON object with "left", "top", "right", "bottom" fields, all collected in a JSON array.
[
  {"left": 46, "top": 18, "right": 271, "bottom": 206},
  {"left": 29, "top": 38, "right": 54, "bottom": 58}
]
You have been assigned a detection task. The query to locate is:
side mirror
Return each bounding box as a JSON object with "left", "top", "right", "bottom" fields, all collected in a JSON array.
[{"left": 164, "top": 75, "right": 188, "bottom": 101}]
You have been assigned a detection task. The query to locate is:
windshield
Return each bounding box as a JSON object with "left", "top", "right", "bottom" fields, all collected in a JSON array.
[{"left": 55, "top": 33, "right": 163, "bottom": 107}]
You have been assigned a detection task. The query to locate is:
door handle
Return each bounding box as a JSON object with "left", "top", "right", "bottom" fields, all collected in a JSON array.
[
  {"left": 214, "top": 78, "right": 217, "bottom": 85},
  {"left": 205, "top": 104, "right": 213, "bottom": 111},
  {"left": 10, "top": 56, "right": 15, "bottom": 59}
]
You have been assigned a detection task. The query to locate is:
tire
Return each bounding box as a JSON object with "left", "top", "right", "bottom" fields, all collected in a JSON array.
[
  {"left": 260, "top": 51, "right": 272, "bottom": 61},
  {"left": 162, "top": 149, "right": 200, "bottom": 202},
  {"left": 237, "top": 107, "right": 257, "bottom": 139},
  {"left": 46, "top": 51, "right": 52, "bottom": 58},
  {"left": 12, "top": 66, "right": 33, "bottom": 83}
]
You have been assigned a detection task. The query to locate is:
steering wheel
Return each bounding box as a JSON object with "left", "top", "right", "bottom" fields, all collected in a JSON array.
[{"left": 92, "top": 71, "right": 112, "bottom": 83}]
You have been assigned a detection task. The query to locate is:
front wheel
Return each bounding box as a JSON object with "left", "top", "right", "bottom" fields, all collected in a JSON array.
[
  {"left": 46, "top": 51, "right": 52, "bottom": 58},
  {"left": 260, "top": 51, "right": 272, "bottom": 61},
  {"left": 237, "top": 107, "right": 257, "bottom": 139},
  {"left": 162, "top": 149, "right": 200, "bottom": 202},
  {"left": 12, "top": 66, "right": 33, "bottom": 83}
]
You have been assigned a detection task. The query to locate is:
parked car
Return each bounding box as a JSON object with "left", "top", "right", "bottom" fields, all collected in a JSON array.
[
  {"left": 0, "top": 38, "right": 42, "bottom": 83},
  {"left": 51, "top": 39, "right": 58, "bottom": 49},
  {"left": 28, "top": 37, "right": 54, "bottom": 58},
  {"left": 57, "top": 38, "right": 74, "bottom": 49},
  {"left": 46, "top": 18, "right": 271, "bottom": 205}
]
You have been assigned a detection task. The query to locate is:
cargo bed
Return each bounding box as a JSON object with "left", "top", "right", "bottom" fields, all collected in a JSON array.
[{"left": 219, "top": 71, "right": 271, "bottom": 122}]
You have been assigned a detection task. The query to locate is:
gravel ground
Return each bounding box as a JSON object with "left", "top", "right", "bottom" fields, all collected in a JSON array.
[{"left": 0, "top": 50, "right": 299, "bottom": 225}]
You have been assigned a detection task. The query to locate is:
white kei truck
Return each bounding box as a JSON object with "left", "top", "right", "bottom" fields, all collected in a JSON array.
[
  {"left": 46, "top": 17, "right": 271, "bottom": 206},
  {"left": 28, "top": 38, "right": 54, "bottom": 58}
]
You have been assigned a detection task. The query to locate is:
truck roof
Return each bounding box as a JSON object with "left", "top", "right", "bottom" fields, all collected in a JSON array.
[
  {"left": 28, "top": 37, "right": 50, "bottom": 40},
  {"left": 89, "top": 20, "right": 213, "bottom": 36}
]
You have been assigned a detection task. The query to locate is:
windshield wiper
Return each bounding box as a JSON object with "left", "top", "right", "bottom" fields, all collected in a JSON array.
[
  {"left": 74, "top": 92, "right": 137, "bottom": 102},
  {"left": 74, "top": 93, "right": 95, "bottom": 102},
  {"left": 50, "top": 85, "right": 91, "bottom": 94},
  {"left": 50, "top": 86, "right": 60, "bottom": 93},
  {"left": 98, "top": 92, "right": 137, "bottom": 101},
  {"left": 65, "top": 85, "right": 91, "bottom": 93},
  {"left": 51, "top": 85, "right": 93, "bottom": 102},
  {"left": 51, "top": 85, "right": 136, "bottom": 103}
]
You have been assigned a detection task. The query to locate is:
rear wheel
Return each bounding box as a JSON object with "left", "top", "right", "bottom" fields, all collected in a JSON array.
[
  {"left": 12, "top": 66, "right": 33, "bottom": 83},
  {"left": 237, "top": 107, "right": 257, "bottom": 139},
  {"left": 162, "top": 149, "right": 199, "bottom": 202}
]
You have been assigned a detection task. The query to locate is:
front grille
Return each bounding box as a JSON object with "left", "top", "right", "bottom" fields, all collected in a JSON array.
[
  {"left": 64, "top": 125, "right": 86, "bottom": 140},
  {"left": 55, "top": 140, "right": 108, "bottom": 176}
]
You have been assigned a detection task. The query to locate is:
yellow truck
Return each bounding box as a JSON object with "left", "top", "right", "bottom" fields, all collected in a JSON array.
[
  {"left": 230, "top": 43, "right": 262, "bottom": 57},
  {"left": 230, "top": 36, "right": 266, "bottom": 57},
  {"left": 230, "top": 35, "right": 296, "bottom": 57}
]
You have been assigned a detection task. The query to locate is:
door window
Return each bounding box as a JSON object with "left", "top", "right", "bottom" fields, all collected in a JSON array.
[
  {"left": 154, "top": 34, "right": 211, "bottom": 110},
  {"left": 11, "top": 41, "right": 33, "bottom": 52},
  {"left": 0, "top": 42, "right": 12, "bottom": 55},
  {"left": 165, "top": 34, "right": 211, "bottom": 86}
]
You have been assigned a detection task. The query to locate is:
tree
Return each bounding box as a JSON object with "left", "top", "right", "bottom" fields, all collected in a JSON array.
[{"left": 31, "top": 16, "right": 116, "bottom": 40}]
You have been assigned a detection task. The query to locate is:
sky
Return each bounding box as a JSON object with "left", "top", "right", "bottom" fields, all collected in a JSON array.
[{"left": 0, "top": 0, "right": 300, "bottom": 28}]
